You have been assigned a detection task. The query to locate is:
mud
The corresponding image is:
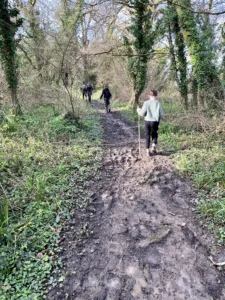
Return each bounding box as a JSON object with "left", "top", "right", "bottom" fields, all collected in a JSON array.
[{"left": 48, "top": 101, "right": 225, "bottom": 300}]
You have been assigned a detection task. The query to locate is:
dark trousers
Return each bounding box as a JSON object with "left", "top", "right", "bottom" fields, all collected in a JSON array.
[
  {"left": 87, "top": 92, "right": 92, "bottom": 103},
  {"left": 104, "top": 98, "right": 110, "bottom": 111},
  {"left": 145, "top": 121, "right": 159, "bottom": 149},
  {"left": 82, "top": 91, "right": 86, "bottom": 99}
]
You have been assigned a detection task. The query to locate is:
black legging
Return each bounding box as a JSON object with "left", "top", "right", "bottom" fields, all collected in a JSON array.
[
  {"left": 104, "top": 98, "right": 110, "bottom": 109},
  {"left": 145, "top": 121, "right": 159, "bottom": 149}
]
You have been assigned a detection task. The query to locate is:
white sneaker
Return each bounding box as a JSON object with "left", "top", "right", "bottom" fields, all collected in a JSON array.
[{"left": 152, "top": 143, "right": 157, "bottom": 153}]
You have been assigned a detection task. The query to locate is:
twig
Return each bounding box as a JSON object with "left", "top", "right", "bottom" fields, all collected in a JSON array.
[
  {"left": 0, "top": 182, "right": 15, "bottom": 217},
  {"left": 209, "top": 256, "right": 225, "bottom": 266}
]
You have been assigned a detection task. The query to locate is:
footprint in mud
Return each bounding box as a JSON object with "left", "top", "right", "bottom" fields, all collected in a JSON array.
[{"left": 141, "top": 247, "right": 161, "bottom": 269}]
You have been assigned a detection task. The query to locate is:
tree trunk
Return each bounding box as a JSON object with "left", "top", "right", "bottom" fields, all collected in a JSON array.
[
  {"left": 83, "top": 54, "right": 89, "bottom": 82},
  {"left": 11, "top": 88, "right": 22, "bottom": 115},
  {"left": 198, "top": 91, "right": 205, "bottom": 108},
  {"left": 176, "top": 0, "right": 223, "bottom": 106},
  {"left": 168, "top": 1, "right": 188, "bottom": 109},
  {"left": 168, "top": 24, "right": 188, "bottom": 109},
  {"left": 191, "top": 77, "right": 198, "bottom": 107},
  {"left": 167, "top": 22, "right": 179, "bottom": 84},
  {"left": 222, "top": 55, "right": 225, "bottom": 83},
  {"left": 181, "top": 91, "right": 188, "bottom": 110},
  {"left": 0, "top": 1, "right": 22, "bottom": 115},
  {"left": 130, "top": 86, "right": 141, "bottom": 107},
  {"left": 126, "top": 0, "right": 153, "bottom": 109}
]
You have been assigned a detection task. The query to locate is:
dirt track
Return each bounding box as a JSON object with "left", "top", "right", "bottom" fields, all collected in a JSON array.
[{"left": 49, "top": 101, "right": 225, "bottom": 300}]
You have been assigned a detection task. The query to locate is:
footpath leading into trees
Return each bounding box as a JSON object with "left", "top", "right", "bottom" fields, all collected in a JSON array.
[{"left": 49, "top": 100, "right": 225, "bottom": 300}]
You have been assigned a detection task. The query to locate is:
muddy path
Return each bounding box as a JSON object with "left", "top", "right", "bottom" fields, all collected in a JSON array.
[{"left": 49, "top": 101, "right": 225, "bottom": 300}]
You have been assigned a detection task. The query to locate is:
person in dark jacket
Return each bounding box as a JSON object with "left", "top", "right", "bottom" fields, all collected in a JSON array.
[
  {"left": 100, "top": 86, "right": 112, "bottom": 113},
  {"left": 86, "top": 83, "right": 93, "bottom": 103}
]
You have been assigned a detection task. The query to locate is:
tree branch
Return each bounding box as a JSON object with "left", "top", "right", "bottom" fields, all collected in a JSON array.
[
  {"left": 167, "top": 0, "right": 225, "bottom": 15},
  {"left": 17, "top": 44, "right": 37, "bottom": 70}
]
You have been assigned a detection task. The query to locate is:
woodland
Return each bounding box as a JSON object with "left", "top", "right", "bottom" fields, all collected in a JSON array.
[{"left": 0, "top": 0, "right": 225, "bottom": 298}]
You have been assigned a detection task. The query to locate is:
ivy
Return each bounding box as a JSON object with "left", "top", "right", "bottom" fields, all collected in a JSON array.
[
  {"left": 0, "top": 0, "right": 23, "bottom": 113},
  {"left": 125, "top": 0, "right": 155, "bottom": 105},
  {"left": 163, "top": 3, "right": 188, "bottom": 109},
  {"left": 176, "top": 0, "right": 223, "bottom": 108}
]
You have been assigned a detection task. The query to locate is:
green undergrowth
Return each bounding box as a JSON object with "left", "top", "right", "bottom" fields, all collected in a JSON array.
[
  {"left": 112, "top": 102, "right": 139, "bottom": 122},
  {"left": 113, "top": 101, "right": 225, "bottom": 244},
  {"left": 0, "top": 105, "right": 102, "bottom": 299},
  {"left": 174, "top": 137, "right": 225, "bottom": 244},
  {"left": 160, "top": 121, "right": 225, "bottom": 243}
]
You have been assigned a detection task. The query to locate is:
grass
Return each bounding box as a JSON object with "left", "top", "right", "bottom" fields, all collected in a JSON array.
[
  {"left": 111, "top": 99, "right": 225, "bottom": 244},
  {"left": 0, "top": 105, "right": 102, "bottom": 299}
]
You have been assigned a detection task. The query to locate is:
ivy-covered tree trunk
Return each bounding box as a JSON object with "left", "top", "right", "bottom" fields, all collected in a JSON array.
[
  {"left": 221, "top": 25, "right": 225, "bottom": 85},
  {"left": 25, "top": 0, "right": 45, "bottom": 79},
  {"left": 176, "top": 0, "right": 224, "bottom": 108},
  {"left": 0, "top": 0, "right": 23, "bottom": 115},
  {"left": 11, "top": 88, "right": 20, "bottom": 113},
  {"left": 128, "top": 57, "right": 149, "bottom": 107},
  {"left": 126, "top": 0, "right": 154, "bottom": 107},
  {"left": 172, "top": 8, "right": 188, "bottom": 109},
  {"left": 130, "top": 77, "right": 141, "bottom": 107},
  {"left": 167, "top": 2, "right": 188, "bottom": 109},
  {"left": 222, "top": 56, "right": 225, "bottom": 84},
  {"left": 191, "top": 76, "right": 198, "bottom": 107},
  {"left": 167, "top": 21, "right": 179, "bottom": 83}
]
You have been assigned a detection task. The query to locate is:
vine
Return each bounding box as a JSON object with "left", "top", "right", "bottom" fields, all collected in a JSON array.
[
  {"left": 126, "top": 0, "right": 155, "bottom": 106},
  {"left": 0, "top": 0, "right": 23, "bottom": 114},
  {"left": 176, "top": 0, "right": 223, "bottom": 108},
  {"left": 166, "top": 2, "right": 188, "bottom": 109}
]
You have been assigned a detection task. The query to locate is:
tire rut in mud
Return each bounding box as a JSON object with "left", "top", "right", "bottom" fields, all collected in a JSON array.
[{"left": 48, "top": 101, "right": 225, "bottom": 300}]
